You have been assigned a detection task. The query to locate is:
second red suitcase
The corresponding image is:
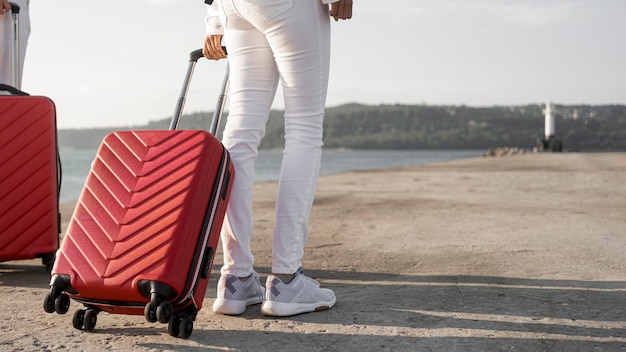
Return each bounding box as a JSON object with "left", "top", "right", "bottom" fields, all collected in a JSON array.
[
  {"left": 44, "top": 50, "right": 233, "bottom": 339},
  {"left": 0, "top": 92, "right": 60, "bottom": 271},
  {"left": 0, "top": 2, "right": 59, "bottom": 271}
]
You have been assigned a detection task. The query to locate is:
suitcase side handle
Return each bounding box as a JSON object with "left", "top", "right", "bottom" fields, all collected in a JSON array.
[
  {"left": 170, "top": 48, "right": 229, "bottom": 136},
  {"left": 0, "top": 83, "right": 28, "bottom": 95}
]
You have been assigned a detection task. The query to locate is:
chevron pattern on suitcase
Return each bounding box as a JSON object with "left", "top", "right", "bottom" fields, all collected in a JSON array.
[
  {"left": 0, "top": 96, "right": 59, "bottom": 261},
  {"left": 56, "top": 130, "right": 222, "bottom": 301}
]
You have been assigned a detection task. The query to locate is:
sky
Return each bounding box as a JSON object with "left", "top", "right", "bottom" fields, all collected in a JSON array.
[{"left": 18, "top": 0, "right": 626, "bottom": 129}]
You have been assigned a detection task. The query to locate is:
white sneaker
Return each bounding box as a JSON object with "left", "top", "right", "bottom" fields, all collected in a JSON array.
[
  {"left": 213, "top": 271, "right": 264, "bottom": 315},
  {"left": 261, "top": 268, "right": 336, "bottom": 317}
]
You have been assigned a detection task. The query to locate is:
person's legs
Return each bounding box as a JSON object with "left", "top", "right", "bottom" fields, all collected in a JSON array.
[
  {"left": 216, "top": 0, "right": 280, "bottom": 279},
  {"left": 244, "top": 0, "right": 331, "bottom": 276},
  {"left": 245, "top": 0, "right": 335, "bottom": 316},
  {"left": 212, "top": 0, "right": 281, "bottom": 314},
  {"left": 214, "top": 0, "right": 335, "bottom": 316}
]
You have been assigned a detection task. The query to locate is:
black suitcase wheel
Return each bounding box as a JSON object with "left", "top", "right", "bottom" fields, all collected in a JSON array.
[
  {"left": 54, "top": 294, "right": 70, "bottom": 315},
  {"left": 43, "top": 293, "right": 55, "bottom": 313},
  {"left": 156, "top": 301, "right": 173, "bottom": 324},
  {"left": 72, "top": 309, "right": 85, "bottom": 330},
  {"left": 83, "top": 309, "right": 98, "bottom": 331},
  {"left": 144, "top": 302, "right": 157, "bottom": 323},
  {"left": 168, "top": 314, "right": 181, "bottom": 338},
  {"left": 179, "top": 316, "right": 193, "bottom": 339}
]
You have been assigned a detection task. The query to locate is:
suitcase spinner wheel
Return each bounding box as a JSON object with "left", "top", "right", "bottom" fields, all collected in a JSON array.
[
  {"left": 72, "top": 308, "right": 99, "bottom": 332},
  {"left": 168, "top": 314, "right": 194, "bottom": 339}
]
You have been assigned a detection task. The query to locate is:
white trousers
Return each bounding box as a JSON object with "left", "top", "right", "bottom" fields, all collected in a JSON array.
[
  {"left": 0, "top": 0, "right": 30, "bottom": 87},
  {"left": 216, "top": 0, "right": 331, "bottom": 277}
]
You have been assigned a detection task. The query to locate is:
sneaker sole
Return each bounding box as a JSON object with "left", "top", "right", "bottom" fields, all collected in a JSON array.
[
  {"left": 261, "top": 298, "right": 336, "bottom": 317},
  {"left": 213, "top": 297, "right": 262, "bottom": 315}
]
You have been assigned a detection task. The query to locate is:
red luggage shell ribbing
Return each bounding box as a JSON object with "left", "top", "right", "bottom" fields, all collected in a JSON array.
[{"left": 0, "top": 95, "right": 59, "bottom": 270}]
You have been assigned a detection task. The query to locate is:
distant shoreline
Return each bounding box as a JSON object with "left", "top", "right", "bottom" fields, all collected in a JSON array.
[
  {"left": 59, "top": 149, "right": 485, "bottom": 203},
  {"left": 56, "top": 103, "right": 626, "bottom": 151}
]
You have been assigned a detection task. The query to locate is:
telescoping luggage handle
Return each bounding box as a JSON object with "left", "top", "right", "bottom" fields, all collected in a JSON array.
[
  {"left": 170, "top": 48, "right": 229, "bottom": 136},
  {"left": 9, "top": 2, "right": 21, "bottom": 89}
]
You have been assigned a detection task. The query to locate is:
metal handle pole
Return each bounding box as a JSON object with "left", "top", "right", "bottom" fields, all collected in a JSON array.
[
  {"left": 209, "top": 63, "right": 229, "bottom": 136},
  {"left": 170, "top": 49, "right": 229, "bottom": 134},
  {"left": 10, "top": 2, "right": 21, "bottom": 89}
]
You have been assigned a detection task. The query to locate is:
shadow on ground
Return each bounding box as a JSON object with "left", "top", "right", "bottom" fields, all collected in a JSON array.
[{"left": 2, "top": 264, "right": 625, "bottom": 351}]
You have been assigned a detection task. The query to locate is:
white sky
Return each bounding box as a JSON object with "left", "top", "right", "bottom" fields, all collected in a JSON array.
[{"left": 20, "top": 0, "right": 626, "bottom": 129}]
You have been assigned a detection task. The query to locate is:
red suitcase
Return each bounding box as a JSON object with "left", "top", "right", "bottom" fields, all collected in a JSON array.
[
  {"left": 44, "top": 50, "right": 232, "bottom": 339},
  {"left": 0, "top": 92, "right": 60, "bottom": 272},
  {"left": 0, "top": 2, "right": 59, "bottom": 271}
]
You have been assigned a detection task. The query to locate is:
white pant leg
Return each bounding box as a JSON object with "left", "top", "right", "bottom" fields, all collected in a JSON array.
[
  {"left": 218, "top": 0, "right": 330, "bottom": 276},
  {"left": 217, "top": 0, "right": 280, "bottom": 278},
  {"left": 0, "top": 0, "right": 30, "bottom": 86},
  {"left": 261, "top": 1, "right": 331, "bottom": 274}
]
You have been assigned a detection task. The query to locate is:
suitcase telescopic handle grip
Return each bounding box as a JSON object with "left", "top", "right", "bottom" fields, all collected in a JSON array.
[
  {"left": 190, "top": 49, "right": 204, "bottom": 62},
  {"left": 9, "top": 2, "right": 20, "bottom": 14}
]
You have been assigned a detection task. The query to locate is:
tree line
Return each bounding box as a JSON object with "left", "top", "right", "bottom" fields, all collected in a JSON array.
[{"left": 58, "top": 103, "right": 626, "bottom": 151}]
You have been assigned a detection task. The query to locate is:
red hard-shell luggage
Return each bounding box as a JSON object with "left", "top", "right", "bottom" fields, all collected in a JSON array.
[
  {"left": 44, "top": 50, "right": 232, "bottom": 339},
  {"left": 0, "top": 3, "right": 60, "bottom": 271},
  {"left": 0, "top": 93, "right": 60, "bottom": 271}
]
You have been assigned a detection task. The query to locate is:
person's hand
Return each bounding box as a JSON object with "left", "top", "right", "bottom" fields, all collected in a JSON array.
[
  {"left": 203, "top": 35, "right": 226, "bottom": 60},
  {"left": 330, "top": 0, "right": 353, "bottom": 21},
  {"left": 1, "top": 0, "right": 11, "bottom": 14}
]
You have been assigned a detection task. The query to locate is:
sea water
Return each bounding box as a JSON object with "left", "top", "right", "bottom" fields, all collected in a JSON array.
[{"left": 59, "top": 148, "right": 483, "bottom": 203}]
